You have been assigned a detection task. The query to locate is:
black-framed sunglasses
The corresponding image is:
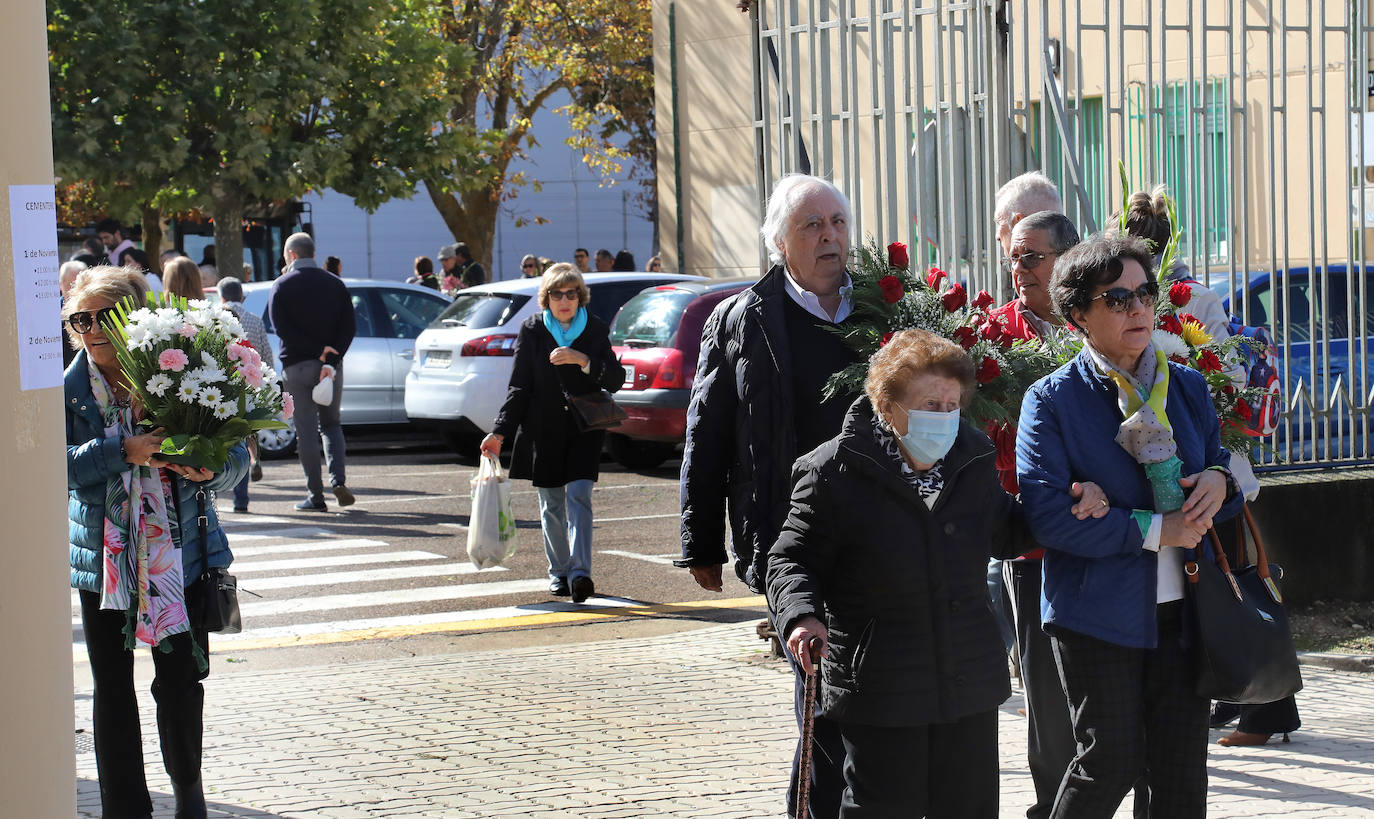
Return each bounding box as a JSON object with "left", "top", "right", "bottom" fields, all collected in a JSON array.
[
  {"left": 547, "top": 288, "right": 580, "bottom": 301},
  {"left": 522, "top": 262, "right": 538, "bottom": 269},
  {"left": 1090, "top": 281, "right": 1159, "bottom": 313},
  {"left": 1001, "top": 251, "right": 1053, "bottom": 272},
  {"left": 65, "top": 307, "right": 119, "bottom": 335}
]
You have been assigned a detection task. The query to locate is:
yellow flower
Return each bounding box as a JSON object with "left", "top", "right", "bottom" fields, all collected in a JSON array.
[{"left": 1180, "top": 320, "right": 1212, "bottom": 347}]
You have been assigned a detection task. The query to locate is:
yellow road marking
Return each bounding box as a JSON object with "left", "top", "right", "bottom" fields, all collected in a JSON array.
[{"left": 72, "top": 595, "right": 767, "bottom": 657}]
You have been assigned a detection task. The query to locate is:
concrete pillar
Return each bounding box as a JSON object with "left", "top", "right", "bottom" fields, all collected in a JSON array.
[{"left": 0, "top": 0, "right": 78, "bottom": 815}]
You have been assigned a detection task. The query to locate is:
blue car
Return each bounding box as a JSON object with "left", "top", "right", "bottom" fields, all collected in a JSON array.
[{"left": 1217, "top": 264, "right": 1374, "bottom": 463}]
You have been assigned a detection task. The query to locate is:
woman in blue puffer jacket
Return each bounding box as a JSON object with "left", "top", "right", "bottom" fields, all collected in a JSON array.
[{"left": 65, "top": 266, "right": 248, "bottom": 819}]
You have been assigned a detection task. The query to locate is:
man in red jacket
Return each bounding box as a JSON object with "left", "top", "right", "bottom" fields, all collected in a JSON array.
[{"left": 990, "top": 208, "right": 1085, "bottom": 819}]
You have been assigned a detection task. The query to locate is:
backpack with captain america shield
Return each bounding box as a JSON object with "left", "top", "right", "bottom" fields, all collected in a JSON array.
[{"left": 1227, "top": 317, "right": 1281, "bottom": 436}]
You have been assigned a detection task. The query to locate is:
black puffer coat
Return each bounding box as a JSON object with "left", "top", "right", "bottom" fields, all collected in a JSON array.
[
  {"left": 767, "top": 399, "right": 1032, "bottom": 727},
  {"left": 492, "top": 313, "right": 625, "bottom": 488}
]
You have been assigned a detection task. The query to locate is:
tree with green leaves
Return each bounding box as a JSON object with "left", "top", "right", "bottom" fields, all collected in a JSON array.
[
  {"left": 49, "top": 0, "right": 475, "bottom": 273},
  {"left": 425, "top": 0, "right": 655, "bottom": 269}
]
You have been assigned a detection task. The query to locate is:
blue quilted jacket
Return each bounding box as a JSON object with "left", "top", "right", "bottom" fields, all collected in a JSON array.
[{"left": 65, "top": 352, "right": 248, "bottom": 592}]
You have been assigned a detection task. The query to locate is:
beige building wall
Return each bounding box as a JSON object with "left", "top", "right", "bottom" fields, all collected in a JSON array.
[
  {"left": 0, "top": 0, "right": 78, "bottom": 815},
  {"left": 657, "top": 1, "right": 1372, "bottom": 280}
]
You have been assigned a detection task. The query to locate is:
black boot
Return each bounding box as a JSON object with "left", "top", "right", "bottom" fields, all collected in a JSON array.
[{"left": 173, "top": 777, "right": 207, "bottom": 819}]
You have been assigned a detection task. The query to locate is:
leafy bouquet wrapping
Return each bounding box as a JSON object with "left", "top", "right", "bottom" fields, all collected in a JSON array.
[
  {"left": 825, "top": 240, "right": 1067, "bottom": 427},
  {"left": 103, "top": 293, "right": 293, "bottom": 470}
]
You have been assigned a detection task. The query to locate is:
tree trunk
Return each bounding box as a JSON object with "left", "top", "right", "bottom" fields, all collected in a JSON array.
[
  {"left": 139, "top": 204, "right": 162, "bottom": 267},
  {"left": 210, "top": 191, "right": 244, "bottom": 284},
  {"left": 424, "top": 181, "right": 501, "bottom": 277}
]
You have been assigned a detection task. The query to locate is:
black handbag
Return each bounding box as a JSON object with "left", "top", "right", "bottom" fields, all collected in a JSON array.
[
  {"left": 564, "top": 388, "right": 628, "bottom": 432},
  {"left": 1184, "top": 504, "right": 1302, "bottom": 704},
  {"left": 183, "top": 484, "right": 243, "bottom": 634}
]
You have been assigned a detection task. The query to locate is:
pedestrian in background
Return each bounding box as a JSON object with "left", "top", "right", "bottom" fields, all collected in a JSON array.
[
  {"left": 97, "top": 217, "right": 135, "bottom": 269},
  {"left": 453, "top": 242, "right": 486, "bottom": 288},
  {"left": 411, "top": 256, "right": 439, "bottom": 290},
  {"left": 198, "top": 245, "right": 217, "bottom": 280},
  {"left": 612, "top": 250, "right": 636, "bottom": 271},
  {"left": 574, "top": 247, "right": 591, "bottom": 273},
  {"left": 520, "top": 254, "right": 541, "bottom": 278},
  {"left": 645, "top": 254, "right": 662, "bottom": 272},
  {"left": 59, "top": 259, "right": 87, "bottom": 369},
  {"left": 480, "top": 263, "right": 625, "bottom": 604},
  {"left": 218, "top": 276, "right": 275, "bottom": 510},
  {"left": 437, "top": 243, "right": 461, "bottom": 291},
  {"left": 269, "top": 232, "right": 357, "bottom": 512},
  {"left": 594, "top": 249, "right": 614, "bottom": 272},
  {"left": 73, "top": 236, "right": 105, "bottom": 266},
  {"left": 163, "top": 256, "right": 205, "bottom": 301},
  {"left": 325, "top": 256, "right": 342, "bottom": 277},
  {"left": 65, "top": 265, "right": 248, "bottom": 819},
  {"left": 678, "top": 173, "right": 864, "bottom": 818}
]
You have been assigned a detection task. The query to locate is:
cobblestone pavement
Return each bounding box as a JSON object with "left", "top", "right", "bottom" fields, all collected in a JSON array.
[{"left": 75, "top": 622, "right": 1374, "bottom": 817}]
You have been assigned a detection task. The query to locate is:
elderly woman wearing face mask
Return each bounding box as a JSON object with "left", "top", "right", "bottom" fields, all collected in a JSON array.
[
  {"left": 1017, "top": 233, "right": 1244, "bottom": 818},
  {"left": 767, "top": 330, "right": 1108, "bottom": 817}
]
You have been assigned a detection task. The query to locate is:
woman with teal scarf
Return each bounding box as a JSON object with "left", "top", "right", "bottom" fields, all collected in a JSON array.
[
  {"left": 482, "top": 263, "right": 626, "bottom": 603},
  {"left": 1017, "top": 234, "right": 1242, "bottom": 818}
]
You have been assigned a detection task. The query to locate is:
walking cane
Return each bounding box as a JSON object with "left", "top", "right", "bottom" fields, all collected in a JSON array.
[{"left": 796, "top": 636, "right": 823, "bottom": 819}]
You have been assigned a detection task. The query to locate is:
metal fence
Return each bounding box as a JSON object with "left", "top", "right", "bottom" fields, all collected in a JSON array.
[{"left": 749, "top": 0, "right": 1374, "bottom": 470}]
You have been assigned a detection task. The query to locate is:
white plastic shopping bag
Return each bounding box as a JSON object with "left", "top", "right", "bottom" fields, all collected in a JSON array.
[
  {"left": 311, "top": 372, "right": 335, "bottom": 405},
  {"left": 467, "top": 453, "right": 518, "bottom": 568}
]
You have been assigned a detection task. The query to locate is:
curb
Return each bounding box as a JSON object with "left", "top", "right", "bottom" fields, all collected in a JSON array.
[{"left": 1296, "top": 651, "right": 1374, "bottom": 673}]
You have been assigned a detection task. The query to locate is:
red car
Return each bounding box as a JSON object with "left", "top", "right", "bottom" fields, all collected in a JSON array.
[{"left": 608, "top": 278, "right": 757, "bottom": 468}]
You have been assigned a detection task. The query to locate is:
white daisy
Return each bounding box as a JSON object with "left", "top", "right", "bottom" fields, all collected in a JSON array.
[
  {"left": 176, "top": 382, "right": 199, "bottom": 403},
  {"left": 145, "top": 373, "right": 173, "bottom": 397},
  {"left": 211, "top": 401, "right": 235, "bottom": 420},
  {"left": 198, "top": 386, "right": 224, "bottom": 407}
]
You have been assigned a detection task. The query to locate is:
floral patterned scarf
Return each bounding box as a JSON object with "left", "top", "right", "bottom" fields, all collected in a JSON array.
[{"left": 89, "top": 365, "right": 190, "bottom": 649}]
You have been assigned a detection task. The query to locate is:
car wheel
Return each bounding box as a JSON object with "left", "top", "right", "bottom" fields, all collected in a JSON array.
[
  {"left": 257, "top": 421, "right": 298, "bottom": 459},
  {"left": 607, "top": 434, "right": 675, "bottom": 470}
]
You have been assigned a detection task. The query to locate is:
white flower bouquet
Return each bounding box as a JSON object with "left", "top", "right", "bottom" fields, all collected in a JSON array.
[{"left": 104, "top": 293, "right": 293, "bottom": 470}]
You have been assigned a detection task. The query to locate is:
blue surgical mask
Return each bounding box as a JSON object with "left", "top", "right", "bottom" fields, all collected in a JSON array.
[{"left": 894, "top": 408, "right": 961, "bottom": 465}]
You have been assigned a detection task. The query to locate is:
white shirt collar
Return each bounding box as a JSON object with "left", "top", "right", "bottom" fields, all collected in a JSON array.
[{"left": 782, "top": 267, "right": 853, "bottom": 323}]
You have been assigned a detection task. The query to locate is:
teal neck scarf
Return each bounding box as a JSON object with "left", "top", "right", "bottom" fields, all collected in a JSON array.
[{"left": 543, "top": 307, "right": 587, "bottom": 347}]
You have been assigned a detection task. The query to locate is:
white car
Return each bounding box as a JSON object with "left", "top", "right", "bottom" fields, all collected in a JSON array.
[
  {"left": 230, "top": 278, "right": 452, "bottom": 456},
  {"left": 405, "top": 272, "right": 703, "bottom": 450}
]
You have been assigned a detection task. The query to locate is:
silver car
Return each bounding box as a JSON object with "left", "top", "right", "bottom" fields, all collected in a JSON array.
[{"left": 235, "top": 278, "right": 452, "bottom": 456}]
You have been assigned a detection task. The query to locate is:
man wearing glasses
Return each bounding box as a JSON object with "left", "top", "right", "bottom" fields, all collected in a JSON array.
[{"left": 573, "top": 247, "right": 591, "bottom": 273}]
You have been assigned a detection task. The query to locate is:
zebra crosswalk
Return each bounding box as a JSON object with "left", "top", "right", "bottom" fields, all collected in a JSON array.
[{"left": 70, "top": 512, "right": 637, "bottom": 657}]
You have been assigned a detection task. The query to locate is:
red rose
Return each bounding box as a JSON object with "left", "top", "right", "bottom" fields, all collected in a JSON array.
[
  {"left": 881, "top": 331, "right": 895, "bottom": 346},
  {"left": 1180, "top": 313, "right": 1202, "bottom": 326},
  {"left": 879, "top": 275, "right": 904, "bottom": 304},
  {"left": 940, "top": 282, "right": 967, "bottom": 312},
  {"left": 1169, "top": 281, "right": 1193, "bottom": 308},
  {"left": 1197, "top": 350, "right": 1224, "bottom": 372},
  {"left": 1158, "top": 313, "right": 1184, "bottom": 335},
  {"left": 926, "top": 267, "right": 948, "bottom": 289},
  {"left": 972, "top": 289, "right": 995, "bottom": 311},
  {"left": 1169, "top": 354, "right": 1189, "bottom": 365},
  {"left": 979, "top": 321, "right": 1003, "bottom": 343},
  {"left": 1223, "top": 384, "right": 1236, "bottom": 395},
  {"left": 952, "top": 325, "right": 978, "bottom": 349},
  {"left": 976, "top": 356, "right": 1001, "bottom": 383},
  {"left": 887, "top": 242, "right": 910, "bottom": 269},
  {"left": 1235, "top": 401, "right": 1253, "bottom": 421}
]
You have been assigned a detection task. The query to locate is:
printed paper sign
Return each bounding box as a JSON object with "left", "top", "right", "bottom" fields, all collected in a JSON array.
[{"left": 9, "top": 185, "right": 63, "bottom": 390}]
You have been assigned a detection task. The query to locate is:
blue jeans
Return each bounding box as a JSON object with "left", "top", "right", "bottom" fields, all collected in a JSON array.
[
  {"left": 232, "top": 472, "right": 249, "bottom": 510},
  {"left": 537, "top": 479, "right": 594, "bottom": 581}
]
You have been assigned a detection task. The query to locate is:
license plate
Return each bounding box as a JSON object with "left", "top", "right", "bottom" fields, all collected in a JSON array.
[
  {"left": 622, "top": 366, "right": 636, "bottom": 388},
  {"left": 423, "top": 350, "right": 452, "bottom": 369}
]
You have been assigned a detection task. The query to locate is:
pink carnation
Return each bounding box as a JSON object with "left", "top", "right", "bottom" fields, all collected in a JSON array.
[
  {"left": 178, "top": 323, "right": 199, "bottom": 339},
  {"left": 240, "top": 365, "right": 265, "bottom": 390},
  {"left": 282, "top": 392, "right": 295, "bottom": 421},
  {"left": 158, "top": 349, "right": 189, "bottom": 372},
  {"left": 226, "top": 341, "right": 248, "bottom": 362}
]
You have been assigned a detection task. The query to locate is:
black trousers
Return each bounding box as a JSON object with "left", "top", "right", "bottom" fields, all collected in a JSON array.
[
  {"left": 837, "top": 710, "right": 999, "bottom": 818},
  {"left": 1212, "top": 696, "right": 1301, "bottom": 734},
  {"left": 772, "top": 613, "right": 846, "bottom": 819},
  {"left": 80, "top": 590, "right": 209, "bottom": 819},
  {"left": 1006, "top": 559, "right": 1075, "bottom": 819},
  {"left": 1048, "top": 601, "right": 1210, "bottom": 819}
]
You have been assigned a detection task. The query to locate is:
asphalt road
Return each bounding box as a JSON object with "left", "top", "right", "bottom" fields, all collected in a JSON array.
[{"left": 72, "top": 429, "right": 770, "bottom": 674}]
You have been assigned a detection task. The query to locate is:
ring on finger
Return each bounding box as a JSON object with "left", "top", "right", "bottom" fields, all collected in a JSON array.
[{"left": 1099, "top": 498, "right": 1109, "bottom": 508}]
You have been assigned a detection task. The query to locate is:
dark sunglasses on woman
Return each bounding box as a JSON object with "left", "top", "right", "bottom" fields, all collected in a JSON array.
[
  {"left": 1090, "top": 281, "right": 1159, "bottom": 313},
  {"left": 66, "top": 307, "right": 119, "bottom": 335}
]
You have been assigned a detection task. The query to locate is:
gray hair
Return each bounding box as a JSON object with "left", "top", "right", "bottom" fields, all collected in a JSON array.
[
  {"left": 760, "top": 174, "right": 853, "bottom": 266},
  {"left": 59, "top": 260, "right": 87, "bottom": 291},
  {"left": 284, "top": 232, "right": 315, "bottom": 258},
  {"left": 217, "top": 276, "right": 245, "bottom": 303},
  {"left": 994, "top": 171, "right": 1063, "bottom": 226},
  {"left": 1013, "top": 211, "right": 1080, "bottom": 254}
]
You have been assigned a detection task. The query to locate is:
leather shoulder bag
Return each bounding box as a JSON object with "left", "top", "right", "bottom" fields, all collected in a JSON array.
[{"left": 1184, "top": 504, "right": 1302, "bottom": 704}]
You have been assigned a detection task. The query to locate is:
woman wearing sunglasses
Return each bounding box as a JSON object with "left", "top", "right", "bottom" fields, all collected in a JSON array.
[
  {"left": 480, "top": 263, "right": 625, "bottom": 603},
  {"left": 64, "top": 266, "right": 248, "bottom": 818},
  {"left": 1016, "top": 234, "right": 1243, "bottom": 818}
]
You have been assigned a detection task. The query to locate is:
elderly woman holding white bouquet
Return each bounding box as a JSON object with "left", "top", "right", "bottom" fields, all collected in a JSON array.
[{"left": 64, "top": 266, "right": 249, "bottom": 819}]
